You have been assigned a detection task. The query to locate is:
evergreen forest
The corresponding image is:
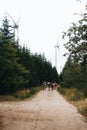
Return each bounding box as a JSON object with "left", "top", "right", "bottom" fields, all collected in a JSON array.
[{"left": 0, "top": 16, "right": 59, "bottom": 94}]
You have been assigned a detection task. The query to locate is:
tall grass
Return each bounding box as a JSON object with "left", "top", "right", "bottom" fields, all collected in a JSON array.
[
  {"left": 14, "top": 88, "right": 40, "bottom": 100},
  {"left": 58, "top": 87, "right": 84, "bottom": 101},
  {"left": 74, "top": 99, "right": 87, "bottom": 117},
  {"left": 0, "top": 86, "right": 42, "bottom": 101},
  {"left": 58, "top": 87, "right": 87, "bottom": 118}
]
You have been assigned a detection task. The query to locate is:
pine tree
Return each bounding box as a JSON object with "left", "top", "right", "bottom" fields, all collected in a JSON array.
[{"left": 0, "top": 16, "right": 28, "bottom": 94}]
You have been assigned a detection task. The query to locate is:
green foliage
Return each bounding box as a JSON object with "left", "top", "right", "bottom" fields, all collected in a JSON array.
[
  {"left": 61, "top": 9, "right": 87, "bottom": 93},
  {"left": 18, "top": 47, "right": 59, "bottom": 87},
  {"left": 0, "top": 16, "right": 59, "bottom": 95},
  {"left": 61, "top": 57, "right": 82, "bottom": 87},
  {"left": 0, "top": 16, "right": 29, "bottom": 94}
]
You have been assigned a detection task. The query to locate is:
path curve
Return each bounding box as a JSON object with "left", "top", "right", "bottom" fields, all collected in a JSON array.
[{"left": 0, "top": 89, "right": 87, "bottom": 130}]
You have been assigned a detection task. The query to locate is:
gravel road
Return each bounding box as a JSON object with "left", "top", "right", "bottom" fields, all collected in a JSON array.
[{"left": 0, "top": 89, "right": 87, "bottom": 130}]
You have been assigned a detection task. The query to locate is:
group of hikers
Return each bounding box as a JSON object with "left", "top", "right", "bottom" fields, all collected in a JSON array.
[{"left": 42, "top": 81, "right": 57, "bottom": 91}]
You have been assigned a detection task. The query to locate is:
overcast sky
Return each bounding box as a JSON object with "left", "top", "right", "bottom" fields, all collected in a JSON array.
[{"left": 0, "top": 0, "right": 86, "bottom": 73}]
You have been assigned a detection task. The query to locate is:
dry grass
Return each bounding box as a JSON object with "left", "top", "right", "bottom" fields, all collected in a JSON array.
[
  {"left": 0, "top": 89, "right": 29, "bottom": 101},
  {"left": 58, "top": 87, "right": 87, "bottom": 118},
  {"left": 0, "top": 86, "right": 42, "bottom": 101},
  {"left": 0, "top": 95, "right": 16, "bottom": 101},
  {"left": 72, "top": 99, "right": 87, "bottom": 117}
]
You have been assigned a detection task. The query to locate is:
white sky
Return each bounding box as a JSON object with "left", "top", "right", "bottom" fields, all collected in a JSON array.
[{"left": 0, "top": 0, "right": 87, "bottom": 73}]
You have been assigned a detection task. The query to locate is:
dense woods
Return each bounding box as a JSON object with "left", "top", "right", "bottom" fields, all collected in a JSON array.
[
  {"left": 0, "top": 3, "right": 87, "bottom": 98},
  {"left": 60, "top": 5, "right": 87, "bottom": 96},
  {"left": 0, "top": 16, "right": 59, "bottom": 94}
]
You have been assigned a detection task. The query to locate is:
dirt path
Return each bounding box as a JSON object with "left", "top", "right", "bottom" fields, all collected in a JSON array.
[{"left": 0, "top": 89, "right": 87, "bottom": 130}]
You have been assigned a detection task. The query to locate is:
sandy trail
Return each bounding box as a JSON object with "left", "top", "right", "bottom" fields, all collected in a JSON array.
[{"left": 0, "top": 89, "right": 87, "bottom": 130}]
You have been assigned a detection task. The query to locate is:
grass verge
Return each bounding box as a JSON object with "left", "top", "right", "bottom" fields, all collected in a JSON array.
[
  {"left": 0, "top": 86, "right": 42, "bottom": 101},
  {"left": 14, "top": 86, "right": 41, "bottom": 100},
  {"left": 58, "top": 87, "right": 87, "bottom": 118}
]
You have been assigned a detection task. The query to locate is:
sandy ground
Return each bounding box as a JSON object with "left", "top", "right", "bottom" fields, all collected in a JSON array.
[{"left": 0, "top": 89, "right": 87, "bottom": 130}]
